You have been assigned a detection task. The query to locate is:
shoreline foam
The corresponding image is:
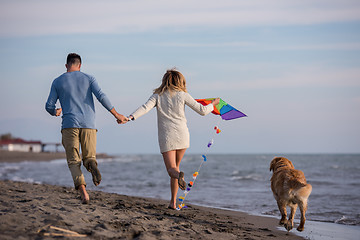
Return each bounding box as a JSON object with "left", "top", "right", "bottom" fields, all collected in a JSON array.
[{"left": 0, "top": 150, "right": 110, "bottom": 163}]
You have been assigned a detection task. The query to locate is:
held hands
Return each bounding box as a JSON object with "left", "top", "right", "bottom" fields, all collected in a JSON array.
[
  {"left": 117, "top": 115, "right": 134, "bottom": 124},
  {"left": 212, "top": 98, "right": 220, "bottom": 106},
  {"left": 115, "top": 113, "right": 128, "bottom": 124},
  {"left": 110, "top": 108, "right": 128, "bottom": 124}
]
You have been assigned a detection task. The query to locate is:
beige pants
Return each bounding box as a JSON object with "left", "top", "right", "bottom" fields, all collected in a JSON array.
[{"left": 61, "top": 128, "right": 97, "bottom": 189}]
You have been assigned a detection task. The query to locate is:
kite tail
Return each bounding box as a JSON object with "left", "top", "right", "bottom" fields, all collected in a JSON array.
[{"left": 176, "top": 119, "right": 222, "bottom": 210}]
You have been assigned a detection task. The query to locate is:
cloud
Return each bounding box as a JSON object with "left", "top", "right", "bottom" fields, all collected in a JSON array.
[
  {"left": 156, "top": 41, "right": 257, "bottom": 48},
  {"left": 155, "top": 41, "right": 360, "bottom": 51},
  {"left": 84, "top": 63, "right": 160, "bottom": 73},
  {"left": 190, "top": 64, "right": 360, "bottom": 91},
  {"left": 1, "top": 0, "right": 360, "bottom": 37},
  {"left": 271, "top": 42, "right": 360, "bottom": 51}
]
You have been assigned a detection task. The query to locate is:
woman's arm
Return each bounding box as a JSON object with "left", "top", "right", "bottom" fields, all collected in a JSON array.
[
  {"left": 185, "top": 93, "right": 219, "bottom": 116},
  {"left": 129, "top": 94, "right": 157, "bottom": 120}
]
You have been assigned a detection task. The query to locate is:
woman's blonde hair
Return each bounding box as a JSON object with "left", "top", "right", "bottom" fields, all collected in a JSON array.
[{"left": 153, "top": 68, "right": 187, "bottom": 95}]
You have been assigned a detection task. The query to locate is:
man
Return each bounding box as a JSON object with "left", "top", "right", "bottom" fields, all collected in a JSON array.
[{"left": 45, "top": 53, "right": 128, "bottom": 204}]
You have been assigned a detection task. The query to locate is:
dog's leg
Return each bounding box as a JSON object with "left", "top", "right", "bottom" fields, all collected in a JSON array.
[
  {"left": 277, "top": 201, "right": 287, "bottom": 225},
  {"left": 284, "top": 204, "right": 297, "bottom": 231},
  {"left": 297, "top": 184, "right": 312, "bottom": 231},
  {"left": 297, "top": 200, "right": 307, "bottom": 231}
]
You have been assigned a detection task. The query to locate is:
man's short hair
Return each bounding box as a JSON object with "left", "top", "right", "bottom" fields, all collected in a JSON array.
[{"left": 66, "top": 53, "right": 82, "bottom": 66}]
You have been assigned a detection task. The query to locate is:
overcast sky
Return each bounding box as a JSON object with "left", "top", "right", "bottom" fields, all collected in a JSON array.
[{"left": 0, "top": 0, "right": 359, "bottom": 154}]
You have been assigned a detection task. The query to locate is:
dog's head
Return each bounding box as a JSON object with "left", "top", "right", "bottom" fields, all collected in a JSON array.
[{"left": 270, "top": 157, "right": 294, "bottom": 172}]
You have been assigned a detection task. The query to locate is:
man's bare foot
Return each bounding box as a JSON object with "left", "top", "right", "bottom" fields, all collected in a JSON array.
[
  {"left": 78, "top": 185, "right": 89, "bottom": 204},
  {"left": 88, "top": 161, "right": 101, "bottom": 186}
]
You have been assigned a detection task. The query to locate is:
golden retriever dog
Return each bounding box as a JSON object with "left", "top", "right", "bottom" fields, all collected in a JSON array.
[{"left": 270, "top": 157, "right": 312, "bottom": 232}]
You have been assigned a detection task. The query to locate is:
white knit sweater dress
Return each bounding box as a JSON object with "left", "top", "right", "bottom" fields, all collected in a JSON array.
[{"left": 131, "top": 91, "right": 214, "bottom": 153}]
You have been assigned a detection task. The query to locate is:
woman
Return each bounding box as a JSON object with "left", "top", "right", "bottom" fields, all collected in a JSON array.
[{"left": 129, "top": 69, "right": 219, "bottom": 209}]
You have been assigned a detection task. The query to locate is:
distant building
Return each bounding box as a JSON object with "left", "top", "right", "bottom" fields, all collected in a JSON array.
[{"left": 0, "top": 138, "right": 42, "bottom": 153}]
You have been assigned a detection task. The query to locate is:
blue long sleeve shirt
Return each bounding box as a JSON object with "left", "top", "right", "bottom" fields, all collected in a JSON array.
[{"left": 45, "top": 71, "right": 114, "bottom": 129}]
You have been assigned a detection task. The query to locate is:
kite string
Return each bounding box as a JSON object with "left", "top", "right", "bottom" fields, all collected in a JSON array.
[{"left": 177, "top": 118, "right": 222, "bottom": 210}]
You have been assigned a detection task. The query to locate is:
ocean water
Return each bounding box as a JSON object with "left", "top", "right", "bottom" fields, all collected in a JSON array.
[{"left": 1, "top": 154, "right": 359, "bottom": 228}]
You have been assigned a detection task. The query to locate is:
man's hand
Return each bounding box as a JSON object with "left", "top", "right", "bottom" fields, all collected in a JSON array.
[
  {"left": 110, "top": 108, "right": 128, "bottom": 124},
  {"left": 55, "top": 108, "right": 62, "bottom": 116},
  {"left": 115, "top": 114, "right": 128, "bottom": 124}
]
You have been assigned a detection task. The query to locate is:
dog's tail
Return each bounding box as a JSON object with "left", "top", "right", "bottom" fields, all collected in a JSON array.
[{"left": 296, "top": 183, "right": 312, "bottom": 200}]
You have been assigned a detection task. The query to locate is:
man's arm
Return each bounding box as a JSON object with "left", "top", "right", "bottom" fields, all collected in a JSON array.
[
  {"left": 90, "top": 77, "right": 128, "bottom": 124},
  {"left": 45, "top": 82, "right": 60, "bottom": 116},
  {"left": 110, "top": 108, "right": 128, "bottom": 124},
  {"left": 90, "top": 77, "right": 114, "bottom": 111}
]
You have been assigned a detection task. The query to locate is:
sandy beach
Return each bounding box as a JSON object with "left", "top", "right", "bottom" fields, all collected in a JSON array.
[
  {"left": 0, "top": 180, "right": 303, "bottom": 240},
  {"left": 0, "top": 151, "right": 304, "bottom": 239}
]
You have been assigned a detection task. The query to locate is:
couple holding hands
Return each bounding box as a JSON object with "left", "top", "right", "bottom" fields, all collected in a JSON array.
[{"left": 46, "top": 53, "right": 219, "bottom": 208}]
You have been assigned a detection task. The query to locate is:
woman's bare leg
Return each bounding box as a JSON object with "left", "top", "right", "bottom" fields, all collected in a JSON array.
[{"left": 162, "top": 149, "right": 187, "bottom": 209}]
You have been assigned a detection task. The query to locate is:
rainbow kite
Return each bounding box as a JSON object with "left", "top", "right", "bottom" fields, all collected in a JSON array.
[
  {"left": 196, "top": 98, "right": 247, "bottom": 120},
  {"left": 176, "top": 98, "right": 246, "bottom": 210}
]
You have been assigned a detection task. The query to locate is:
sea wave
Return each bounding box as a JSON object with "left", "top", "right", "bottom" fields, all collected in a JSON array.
[
  {"left": 48, "top": 159, "right": 66, "bottom": 164},
  {"left": 0, "top": 164, "right": 21, "bottom": 178},
  {"left": 335, "top": 216, "right": 360, "bottom": 226},
  {"left": 11, "top": 176, "right": 41, "bottom": 184},
  {"left": 231, "top": 174, "right": 264, "bottom": 181},
  {"left": 99, "top": 155, "right": 150, "bottom": 163}
]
